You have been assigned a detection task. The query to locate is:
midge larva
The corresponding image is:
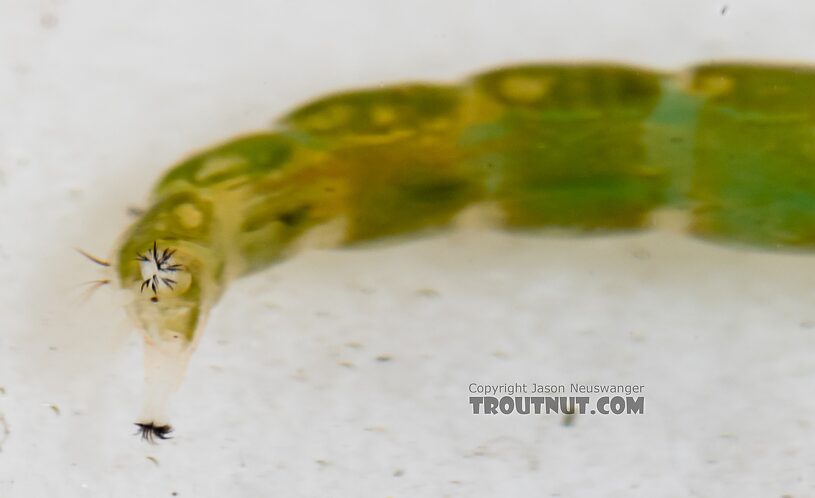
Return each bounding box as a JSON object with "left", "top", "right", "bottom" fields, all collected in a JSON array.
[{"left": 90, "top": 62, "right": 815, "bottom": 441}]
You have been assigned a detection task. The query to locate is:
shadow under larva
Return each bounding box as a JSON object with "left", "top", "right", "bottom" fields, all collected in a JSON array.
[{"left": 90, "top": 62, "right": 815, "bottom": 441}]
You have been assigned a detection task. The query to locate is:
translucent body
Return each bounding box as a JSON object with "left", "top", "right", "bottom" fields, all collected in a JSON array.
[{"left": 113, "top": 63, "right": 815, "bottom": 436}]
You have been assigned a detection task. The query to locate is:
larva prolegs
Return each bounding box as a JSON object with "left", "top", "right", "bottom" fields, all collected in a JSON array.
[{"left": 134, "top": 336, "right": 197, "bottom": 442}]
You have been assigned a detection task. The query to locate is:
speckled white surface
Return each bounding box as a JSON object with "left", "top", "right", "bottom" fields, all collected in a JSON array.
[{"left": 2, "top": 1, "right": 815, "bottom": 496}]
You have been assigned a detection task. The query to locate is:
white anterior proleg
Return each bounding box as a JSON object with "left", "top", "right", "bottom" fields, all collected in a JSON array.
[{"left": 135, "top": 337, "right": 195, "bottom": 442}]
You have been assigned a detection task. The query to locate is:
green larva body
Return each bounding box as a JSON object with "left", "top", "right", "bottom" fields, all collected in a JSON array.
[{"left": 113, "top": 63, "right": 815, "bottom": 439}]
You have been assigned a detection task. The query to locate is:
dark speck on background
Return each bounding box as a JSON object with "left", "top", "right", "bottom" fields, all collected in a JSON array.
[
  {"left": 629, "top": 247, "right": 651, "bottom": 260},
  {"left": 0, "top": 415, "right": 9, "bottom": 452},
  {"left": 415, "top": 287, "right": 440, "bottom": 298},
  {"left": 39, "top": 13, "right": 58, "bottom": 29}
]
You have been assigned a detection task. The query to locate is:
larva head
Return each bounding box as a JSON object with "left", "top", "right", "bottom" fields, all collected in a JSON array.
[
  {"left": 115, "top": 193, "right": 224, "bottom": 353},
  {"left": 117, "top": 240, "right": 209, "bottom": 352}
]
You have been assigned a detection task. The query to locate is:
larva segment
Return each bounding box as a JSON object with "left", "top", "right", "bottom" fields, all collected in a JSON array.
[
  {"left": 333, "top": 143, "right": 480, "bottom": 243},
  {"left": 236, "top": 171, "right": 330, "bottom": 273},
  {"left": 279, "top": 84, "right": 483, "bottom": 244},
  {"left": 466, "top": 64, "right": 666, "bottom": 230},
  {"left": 688, "top": 64, "right": 815, "bottom": 248},
  {"left": 152, "top": 133, "right": 294, "bottom": 198}
]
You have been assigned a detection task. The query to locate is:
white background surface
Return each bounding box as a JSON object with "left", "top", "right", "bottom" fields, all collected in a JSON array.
[{"left": 2, "top": 0, "right": 815, "bottom": 496}]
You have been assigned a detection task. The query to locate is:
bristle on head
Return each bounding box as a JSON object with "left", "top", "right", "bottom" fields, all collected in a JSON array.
[{"left": 75, "top": 247, "right": 111, "bottom": 267}]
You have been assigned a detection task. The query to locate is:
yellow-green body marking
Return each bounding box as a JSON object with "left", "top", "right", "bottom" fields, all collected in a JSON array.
[{"left": 112, "top": 62, "right": 815, "bottom": 439}]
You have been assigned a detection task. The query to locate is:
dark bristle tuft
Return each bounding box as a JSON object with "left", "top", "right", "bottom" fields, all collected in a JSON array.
[{"left": 134, "top": 423, "right": 174, "bottom": 443}]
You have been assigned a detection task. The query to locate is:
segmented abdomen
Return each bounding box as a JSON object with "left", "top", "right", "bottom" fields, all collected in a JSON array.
[{"left": 137, "top": 63, "right": 815, "bottom": 279}]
